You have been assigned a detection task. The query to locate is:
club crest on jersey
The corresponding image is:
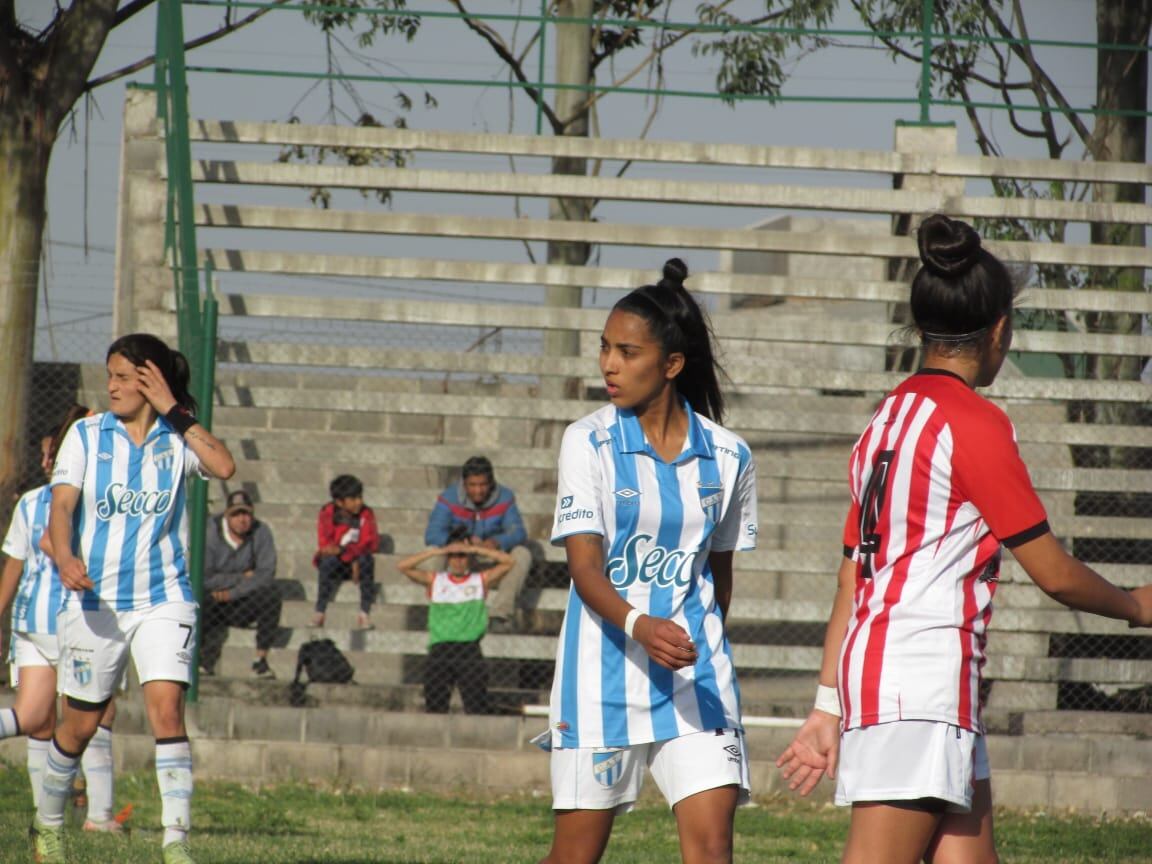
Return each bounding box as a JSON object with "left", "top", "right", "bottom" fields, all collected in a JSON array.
[
  {"left": 606, "top": 533, "right": 695, "bottom": 589},
  {"left": 592, "top": 750, "right": 624, "bottom": 787},
  {"left": 96, "top": 482, "right": 174, "bottom": 521},
  {"left": 151, "top": 446, "right": 175, "bottom": 469}
]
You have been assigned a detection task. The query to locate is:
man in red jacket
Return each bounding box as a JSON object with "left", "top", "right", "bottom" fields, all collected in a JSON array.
[{"left": 311, "top": 474, "right": 380, "bottom": 630}]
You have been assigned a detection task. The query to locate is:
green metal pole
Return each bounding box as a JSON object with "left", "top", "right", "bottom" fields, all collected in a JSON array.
[
  {"left": 536, "top": 0, "right": 547, "bottom": 134},
  {"left": 919, "top": 0, "right": 933, "bottom": 124},
  {"left": 161, "top": 0, "right": 203, "bottom": 368},
  {"left": 186, "top": 280, "right": 219, "bottom": 704}
]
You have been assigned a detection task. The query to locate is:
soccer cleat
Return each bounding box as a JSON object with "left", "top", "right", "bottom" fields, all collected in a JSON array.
[
  {"left": 162, "top": 840, "right": 197, "bottom": 864},
  {"left": 30, "top": 820, "right": 65, "bottom": 863},
  {"left": 81, "top": 818, "right": 126, "bottom": 834},
  {"left": 251, "top": 658, "right": 275, "bottom": 678}
]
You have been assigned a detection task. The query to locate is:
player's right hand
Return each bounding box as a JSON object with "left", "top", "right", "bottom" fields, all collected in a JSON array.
[
  {"left": 1128, "top": 585, "right": 1152, "bottom": 628},
  {"left": 632, "top": 615, "right": 697, "bottom": 671},
  {"left": 58, "top": 556, "right": 93, "bottom": 591}
]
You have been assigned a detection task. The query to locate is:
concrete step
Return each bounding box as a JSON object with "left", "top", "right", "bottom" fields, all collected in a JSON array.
[{"left": 2, "top": 713, "right": 1149, "bottom": 814}]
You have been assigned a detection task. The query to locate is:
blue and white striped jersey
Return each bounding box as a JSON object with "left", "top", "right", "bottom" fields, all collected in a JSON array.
[
  {"left": 51, "top": 412, "right": 203, "bottom": 612},
  {"left": 2, "top": 485, "right": 63, "bottom": 635},
  {"left": 548, "top": 402, "right": 758, "bottom": 749}
]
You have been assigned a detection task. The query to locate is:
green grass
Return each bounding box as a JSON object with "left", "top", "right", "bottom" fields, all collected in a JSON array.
[{"left": 2, "top": 763, "right": 1150, "bottom": 863}]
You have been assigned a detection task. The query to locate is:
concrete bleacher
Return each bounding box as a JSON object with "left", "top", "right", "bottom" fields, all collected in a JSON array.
[{"left": 79, "top": 92, "right": 1152, "bottom": 810}]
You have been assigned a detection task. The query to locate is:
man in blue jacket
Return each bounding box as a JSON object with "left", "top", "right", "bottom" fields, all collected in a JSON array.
[{"left": 425, "top": 456, "right": 532, "bottom": 633}]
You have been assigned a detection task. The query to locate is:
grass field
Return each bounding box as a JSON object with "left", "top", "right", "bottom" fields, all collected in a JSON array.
[{"left": 2, "top": 763, "right": 1150, "bottom": 863}]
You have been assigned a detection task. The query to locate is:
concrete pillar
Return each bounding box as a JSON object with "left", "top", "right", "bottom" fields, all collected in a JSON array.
[{"left": 114, "top": 87, "right": 173, "bottom": 338}]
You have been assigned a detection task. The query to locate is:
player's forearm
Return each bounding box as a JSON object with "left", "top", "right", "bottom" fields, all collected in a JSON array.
[
  {"left": 183, "top": 426, "right": 236, "bottom": 479},
  {"left": 0, "top": 557, "right": 23, "bottom": 617},
  {"left": 819, "top": 556, "right": 857, "bottom": 687}
]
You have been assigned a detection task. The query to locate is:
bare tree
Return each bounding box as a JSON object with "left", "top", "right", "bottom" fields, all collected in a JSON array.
[{"left": 0, "top": 0, "right": 288, "bottom": 518}]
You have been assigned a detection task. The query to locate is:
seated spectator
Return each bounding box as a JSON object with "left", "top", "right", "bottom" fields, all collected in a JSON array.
[
  {"left": 397, "top": 526, "right": 514, "bottom": 714},
  {"left": 312, "top": 474, "right": 380, "bottom": 630},
  {"left": 201, "top": 490, "right": 281, "bottom": 678},
  {"left": 424, "top": 455, "right": 532, "bottom": 633}
]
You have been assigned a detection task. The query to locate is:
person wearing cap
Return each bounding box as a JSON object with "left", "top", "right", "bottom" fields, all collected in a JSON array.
[
  {"left": 425, "top": 455, "right": 532, "bottom": 634},
  {"left": 200, "top": 490, "right": 281, "bottom": 678}
]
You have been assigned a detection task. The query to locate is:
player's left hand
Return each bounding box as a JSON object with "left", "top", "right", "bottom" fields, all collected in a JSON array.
[
  {"left": 775, "top": 710, "right": 841, "bottom": 796},
  {"left": 135, "top": 359, "right": 177, "bottom": 415}
]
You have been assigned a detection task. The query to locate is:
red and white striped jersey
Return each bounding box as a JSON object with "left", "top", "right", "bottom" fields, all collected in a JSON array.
[{"left": 838, "top": 369, "right": 1048, "bottom": 733}]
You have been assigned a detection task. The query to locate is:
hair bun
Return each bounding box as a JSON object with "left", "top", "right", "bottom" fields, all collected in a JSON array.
[
  {"left": 917, "top": 214, "right": 981, "bottom": 278},
  {"left": 660, "top": 257, "right": 689, "bottom": 288}
]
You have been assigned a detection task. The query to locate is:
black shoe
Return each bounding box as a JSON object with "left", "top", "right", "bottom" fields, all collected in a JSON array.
[
  {"left": 251, "top": 658, "right": 275, "bottom": 678},
  {"left": 489, "top": 616, "right": 516, "bottom": 634}
]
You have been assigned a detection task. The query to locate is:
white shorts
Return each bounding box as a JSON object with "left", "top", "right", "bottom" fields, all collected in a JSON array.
[
  {"left": 835, "top": 720, "right": 990, "bottom": 813},
  {"left": 58, "top": 601, "right": 198, "bottom": 703},
  {"left": 9, "top": 631, "right": 60, "bottom": 687},
  {"left": 551, "top": 728, "right": 751, "bottom": 813}
]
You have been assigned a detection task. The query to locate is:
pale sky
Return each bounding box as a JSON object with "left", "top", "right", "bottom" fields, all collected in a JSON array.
[{"left": 29, "top": 1, "right": 1105, "bottom": 361}]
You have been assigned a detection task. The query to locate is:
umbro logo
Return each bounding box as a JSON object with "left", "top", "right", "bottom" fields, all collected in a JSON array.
[
  {"left": 723, "top": 744, "right": 741, "bottom": 758},
  {"left": 615, "top": 488, "right": 639, "bottom": 499},
  {"left": 97, "top": 452, "right": 113, "bottom": 461}
]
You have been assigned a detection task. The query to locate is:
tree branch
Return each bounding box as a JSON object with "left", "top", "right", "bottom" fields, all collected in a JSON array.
[
  {"left": 446, "top": 0, "right": 562, "bottom": 132},
  {"left": 85, "top": 0, "right": 295, "bottom": 93},
  {"left": 980, "top": 0, "right": 1092, "bottom": 151},
  {"left": 40, "top": 0, "right": 119, "bottom": 131},
  {"left": 113, "top": 0, "right": 156, "bottom": 28}
]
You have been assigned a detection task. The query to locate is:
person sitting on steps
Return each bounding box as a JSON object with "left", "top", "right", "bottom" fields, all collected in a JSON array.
[{"left": 424, "top": 456, "right": 532, "bottom": 634}]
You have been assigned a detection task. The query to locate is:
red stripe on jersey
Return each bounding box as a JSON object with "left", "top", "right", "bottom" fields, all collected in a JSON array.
[{"left": 858, "top": 396, "right": 941, "bottom": 723}]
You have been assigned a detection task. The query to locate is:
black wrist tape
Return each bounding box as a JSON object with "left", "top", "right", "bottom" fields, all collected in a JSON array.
[{"left": 165, "top": 405, "right": 198, "bottom": 436}]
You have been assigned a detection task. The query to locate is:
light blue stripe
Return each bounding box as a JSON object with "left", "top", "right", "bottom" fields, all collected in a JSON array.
[
  {"left": 115, "top": 441, "right": 145, "bottom": 611},
  {"left": 148, "top": 436, "right": 175, "bottom": 606},
  {"left": 648, "top": 460, "right": 681, "bottom": 741},
  {"left": 84, "top": 425, "right": 115, "bottom": 612},
  {"left": 687, "top": 432, "right": 729, "bottom": 729},
  {"left": 168, "top": 463, "right": 193, "bottom": 604},
  {"left": 558, "top": 586, "right": 582, "bottom": 748},
  {"left": 601, "top": 424, "right": 639, "bottom": 746}
]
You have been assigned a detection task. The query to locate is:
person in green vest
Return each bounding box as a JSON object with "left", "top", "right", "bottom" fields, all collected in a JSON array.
[{"left": 397, "top": 525, "right": 514, "bottom": 714}]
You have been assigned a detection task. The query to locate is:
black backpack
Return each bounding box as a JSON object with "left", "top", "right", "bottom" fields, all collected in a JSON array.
[{"left": 289, "top": 638, "right": 355, "bottom": 706}]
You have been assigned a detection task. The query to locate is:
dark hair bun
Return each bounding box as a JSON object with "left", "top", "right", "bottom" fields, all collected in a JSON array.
[
  {"left": 917, "top": 214, "right": 982, "bottom": 278},
  {"left": 661, "top": 257, "right": 689, "bottom": 288}
]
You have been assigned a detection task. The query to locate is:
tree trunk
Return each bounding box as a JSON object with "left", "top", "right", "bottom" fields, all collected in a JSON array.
[
  {"left": 542, "top": 0, "right": 594, "bottom": 400},
  {"left": 0, "top": 114, "right": 52, "bottom": 525},
  {"left": 1083, "top": 0, "right": 1150, "bottom": 469}
]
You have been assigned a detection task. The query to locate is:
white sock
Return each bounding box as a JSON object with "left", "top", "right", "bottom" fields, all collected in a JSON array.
[
  {"left": 81, "top": 725, "right": 115, "bottom": 823},
  {"left": 156, "top": 738, "right": 193, "bottom": 846},
  {"left": 37, "top": 739, "right": 81, "bottom": 828},
  {"left": 26, "top": 737, "right": 50, "bottom": 810},
  {"left": 0, "top": 707, "right": 20, "bottom": 739}
]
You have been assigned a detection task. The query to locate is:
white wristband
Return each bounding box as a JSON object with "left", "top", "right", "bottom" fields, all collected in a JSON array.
[
  {"left": 623, "top": 608, "right": 642, "bottom": 639},
  {"left": 814, "top": 684, "right": 841, "bottom": 717}
]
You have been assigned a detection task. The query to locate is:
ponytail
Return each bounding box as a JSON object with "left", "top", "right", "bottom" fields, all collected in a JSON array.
[{"left": 612, "top": 258, "right": 726, "bottom": 422}]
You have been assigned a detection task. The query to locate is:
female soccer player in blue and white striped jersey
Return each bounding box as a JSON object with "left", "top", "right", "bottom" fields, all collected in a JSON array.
[
  {"left": 32, "top": 333, "right": 235, "bottom": 864},
  {"left": 0, "top": 406, "right": 121, "bottom": 831},
  {"left": 541, "top": 259, "right": 758, "bottom": 864}
]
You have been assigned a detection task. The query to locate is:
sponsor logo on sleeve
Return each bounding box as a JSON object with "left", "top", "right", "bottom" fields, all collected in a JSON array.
[{"left": 560, "top": 495, "right": 573, "bottom": 509}]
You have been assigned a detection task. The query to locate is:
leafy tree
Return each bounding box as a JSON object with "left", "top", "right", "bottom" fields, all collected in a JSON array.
[
  {"left": 0, "top": 1, "right": 289, "bottom": 515},
  {"left": 850, "top": 2, "right": 1148, "bottom": 415}
]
